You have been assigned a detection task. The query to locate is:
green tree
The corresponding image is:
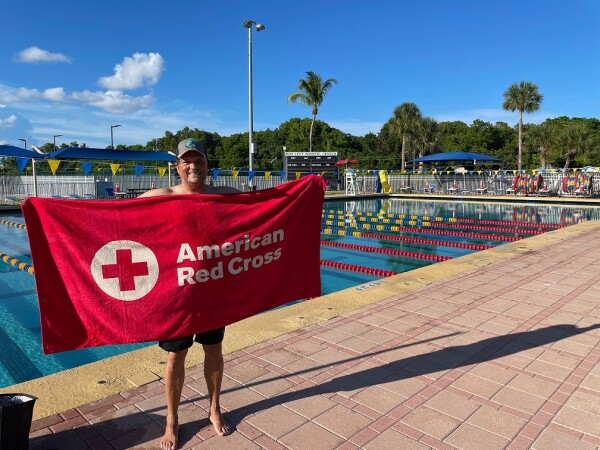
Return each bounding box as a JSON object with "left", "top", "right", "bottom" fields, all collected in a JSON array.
[
  {"left": 287, "top": 71, "right": 337, "bottom": 152},
  {"left": 525, "top": 123, "right": 556, "bottom": 169},
  {"left": 216, "top": 133, "right": 247, "bottom": 168},
  {"left": 391, "top": 103, "right": 422, "bottom": 170},
  {"left": 412, "top": 117, "right": 440, "bottom": 161},
  {"left": 559, "top": 123, "right": 596, "bottom": 169},
  {"left": 254, "top": 128, "right": 285, "bottom": 169},
  {"left": 502, "top": 81, "right": 543, "bottom": 172},
  {"left": 377, "top": 121, "right": 403, "bottom": 169},
  {"left": 438, "top": 121, "right": 470, "bottom": 151}
]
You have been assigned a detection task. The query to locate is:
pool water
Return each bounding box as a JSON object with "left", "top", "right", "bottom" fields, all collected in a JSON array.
[
  {"left": 0, "top": 214, "right": 150, "bottom": 387},
  {"left": 1, "top": 197, "right": 598, "bottom": 387}
]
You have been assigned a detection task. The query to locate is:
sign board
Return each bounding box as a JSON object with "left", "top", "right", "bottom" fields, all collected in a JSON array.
[{"left": 284, "top": 152, "right": 338, "bottom": 188}]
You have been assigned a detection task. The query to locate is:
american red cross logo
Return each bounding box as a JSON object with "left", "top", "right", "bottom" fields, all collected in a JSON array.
[
  {"left": 101, "top": 249, "right": 149, "bottom": 291},
  {"left": 91, "top": 240, "right": 159, "bottom": 301}
]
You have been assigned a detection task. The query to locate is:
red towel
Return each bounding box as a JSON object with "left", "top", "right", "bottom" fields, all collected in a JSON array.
[{"left": 23, "top": 176, "right": 326, "bottom": 354}]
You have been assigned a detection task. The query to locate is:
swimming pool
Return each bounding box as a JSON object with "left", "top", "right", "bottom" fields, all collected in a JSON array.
[{"left": 1, "top": 197, "right": 598, "bottom": 388}]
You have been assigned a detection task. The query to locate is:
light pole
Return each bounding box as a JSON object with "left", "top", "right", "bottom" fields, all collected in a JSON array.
[
  {"left": 110, "top": 124, "right": 121, "bottom": 149},
  {"left": 17, "top": 138, "right": 26, "bottom": 149},
  {"left": 53, "top": 134, "right": 63, "bottom": 151},
  {"left": 243, "top": 19, "right": 265, "bottom": 190}
]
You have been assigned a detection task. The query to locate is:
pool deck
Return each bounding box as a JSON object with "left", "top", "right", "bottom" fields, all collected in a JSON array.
[{"left": 19, "top": 216, "right": 600, "bottom": 449}]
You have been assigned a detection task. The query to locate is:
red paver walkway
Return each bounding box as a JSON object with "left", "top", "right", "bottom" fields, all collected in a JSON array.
[{"left": 29, "top": 224, "right": 600, "bottom": 449}]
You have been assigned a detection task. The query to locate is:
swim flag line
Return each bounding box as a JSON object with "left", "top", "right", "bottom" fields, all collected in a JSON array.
[{"left": 22, "top": 175, "right": 326, "bottom": 354}]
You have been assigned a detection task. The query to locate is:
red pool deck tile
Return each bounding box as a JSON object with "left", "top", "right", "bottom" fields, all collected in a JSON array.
[{"left": 29, "top": 224, "right": 600, "bottom": 449}]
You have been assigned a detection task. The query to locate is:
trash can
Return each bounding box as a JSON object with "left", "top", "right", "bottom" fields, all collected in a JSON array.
[{"left": 0, "top": 394, "right": 37, "bottom": 450}]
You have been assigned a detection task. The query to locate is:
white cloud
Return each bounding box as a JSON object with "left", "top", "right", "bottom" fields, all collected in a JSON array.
[
  {"left": 0, "top": 114, "right": 17, "bottom": 128},
  {"left": 16, "top": 46, "right": 71, "bottom": 63},
  {"left": 0, "top": 83, "right": 154, "bottom": 114},
  {"left": 69, "top": 90, "right": 154, "bottom": 114},
  {"left": 99, "top": 53, "right": 165, "bottom": 90},
  {"left": 43, "top": 87, "right": 67, "bottom": 102},
  {"left": 0, "top": 52, "right": 163, "bottom": 116}
]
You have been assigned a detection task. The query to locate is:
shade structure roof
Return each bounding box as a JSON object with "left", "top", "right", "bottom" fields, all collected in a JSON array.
[
  {"left": 0, "top": 145, "right": 42, "bottom": 158},
  {"left": 47, "top": 147, "right": 176, "bottom": 162},
  {"left": 407, "top": 151, "right": 502, "bottom": 164}
]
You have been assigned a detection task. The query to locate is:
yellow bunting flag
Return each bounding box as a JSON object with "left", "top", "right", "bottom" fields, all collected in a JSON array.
[
  {"left": 110, "top": 164, "right": 120, "bottom": 176},
  {"left": 232, "top": 170, "right": 239, "bottom": 181},
  {"left": 265, "top": 171, "right": 271, "bottom": 181},
  {"left": 477, "top": 170, "right": 482, "bottom": 175},
  {"left": 48, "top": 159, "right": 61, "bottom": 175},
  {"left": 431, "top": 168, "right": 436, "bottom": 174},
  {"left": 296, "top": 172, "right": 301, "bottom": 180},
  {"left": 158, "top": 167, "right": 167, "bottom": 178}
]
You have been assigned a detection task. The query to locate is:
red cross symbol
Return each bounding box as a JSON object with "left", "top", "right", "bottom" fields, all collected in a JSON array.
[{"left": 101, "top": 249, "right": 149, "bottom": 291}]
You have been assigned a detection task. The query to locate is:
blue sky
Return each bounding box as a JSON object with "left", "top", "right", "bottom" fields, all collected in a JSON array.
[{"left": 1, "top": 0, "right": 599, "bottom": 149}]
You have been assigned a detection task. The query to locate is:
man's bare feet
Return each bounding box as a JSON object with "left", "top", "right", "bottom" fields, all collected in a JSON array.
[
  {"left": 161, "top": 414, "right": 178, "bottom": 450},
  {"left": 209, "top": 410, "right": 231, "bottom": 436}
]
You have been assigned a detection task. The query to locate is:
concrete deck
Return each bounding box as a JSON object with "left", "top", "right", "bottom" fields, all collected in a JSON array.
[{"left": 20, "top": 220, "right": 600, "bottom": 449}]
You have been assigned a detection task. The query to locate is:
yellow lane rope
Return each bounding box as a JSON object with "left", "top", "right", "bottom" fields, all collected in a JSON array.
[
  {"left": 0, "top": 219, "right": 27, "bottom": 230},
  {"left": 0, "top": 221, "right": 32, "bottom": 273},
  {"left": 0, "top": 251, "right": 34, "bottom": 275}
]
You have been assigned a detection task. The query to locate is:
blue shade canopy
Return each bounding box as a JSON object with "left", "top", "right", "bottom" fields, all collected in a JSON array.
[
  {"left": 0, "top": 145, "right": 41, "bottom": 158},
  {"left": 47, "top": 147, "right": 176, "bottom": 162},
  {"left": 407, "top": 151, "right": 502, "bottom": 164}
]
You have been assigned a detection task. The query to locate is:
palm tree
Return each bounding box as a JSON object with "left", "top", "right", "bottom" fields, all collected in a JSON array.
[
  {"left": 410, "top": 117, "right": 439, "bottom": 171},
  {"left": 288, "top": 71, "right": 337, "bottom": 152},
  {"left": 392, "top": 103, "right": 422, "bottom": 171},
  {"left": 502, "top": 81, "right": 543, "bottom": 173},
  {"left": 413, "top": 117, "right": 439, "bottom": 159},
  {"left": 526, "top": 123, "right": 555, "bottom": 169},
  {"left": 560, "top": 123, "right": 596, "bottom": 169}
]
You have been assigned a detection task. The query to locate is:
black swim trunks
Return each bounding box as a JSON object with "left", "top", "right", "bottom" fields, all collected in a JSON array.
[{"left": 158, "top": 328, "right": 225, "bottom": 352}]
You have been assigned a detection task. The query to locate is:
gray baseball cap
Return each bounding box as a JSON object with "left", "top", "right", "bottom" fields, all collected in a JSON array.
[{"left": 177, "top": 138, "right": 207, "bottom": 158}]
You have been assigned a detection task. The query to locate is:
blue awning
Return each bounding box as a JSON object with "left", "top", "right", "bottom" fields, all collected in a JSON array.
[
  {"left": 407, "top": 152, "right": 502, "bottom": 164},
  {"left": 47, "top": 147, "right": 176, "bottom": 162},
  {"left": 0, "top": 145, "right": 42, "bottom": 158}
]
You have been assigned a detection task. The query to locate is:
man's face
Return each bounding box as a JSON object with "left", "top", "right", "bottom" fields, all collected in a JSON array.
[{"left": 176, "top": 152, "right": 208, "bottom": 186}]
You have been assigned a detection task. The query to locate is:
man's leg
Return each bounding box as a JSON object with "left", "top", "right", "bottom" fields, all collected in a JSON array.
[
  {"left": 203, "top": 343, "right": 231, "bottom": 436},
  {"left": 161, "top": 348, "right": 188, "bottom": 450}
]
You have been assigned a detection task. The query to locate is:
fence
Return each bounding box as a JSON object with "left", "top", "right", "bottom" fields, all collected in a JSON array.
[
  {"left": 0, "top": 173, "right": 287, "bottom": 200},
  {"left": 351, "top": 172, "right": 600, "bottom": 197}
]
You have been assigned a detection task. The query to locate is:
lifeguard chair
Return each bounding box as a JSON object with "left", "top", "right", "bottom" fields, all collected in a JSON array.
[{"left": 345, "top": 169, "right": 358, "bottom": 195}]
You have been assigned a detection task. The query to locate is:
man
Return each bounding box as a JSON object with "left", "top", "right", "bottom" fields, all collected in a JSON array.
[{"left": 140, "top": 138, "right": 237, "bottom": 449}]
